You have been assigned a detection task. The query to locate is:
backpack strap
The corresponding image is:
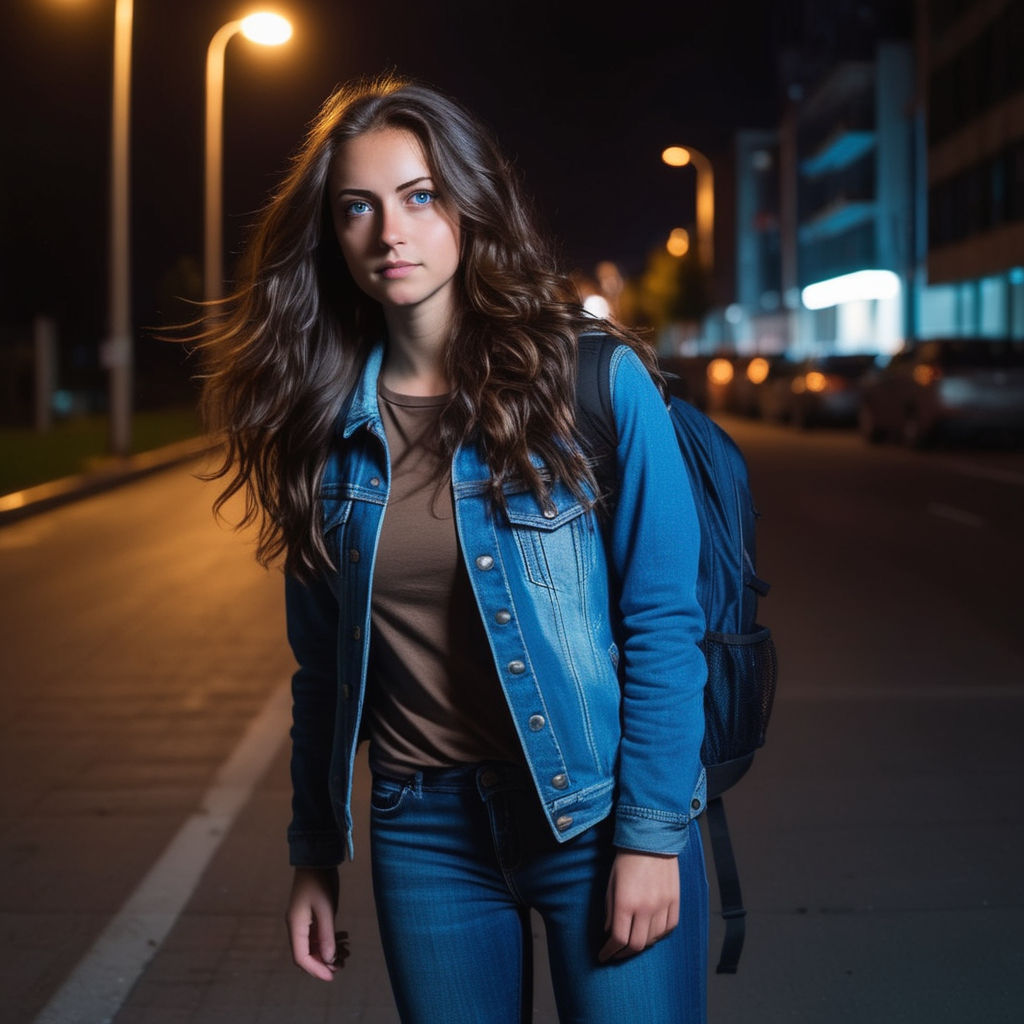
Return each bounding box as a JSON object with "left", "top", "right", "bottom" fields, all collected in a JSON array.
[
  {"left": 574, "top": 332, "right": 618, "bottom": 509},
  {"left": 574, "top": 331, "right": 751, "bottom": 974},
  {"left": 705, "top": 796, "right": 746, "bottom": 974}
]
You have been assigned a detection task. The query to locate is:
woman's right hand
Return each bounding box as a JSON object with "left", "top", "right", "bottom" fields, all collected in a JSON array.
[{"left": 286, "top": 866, "right": 346, "bottom": 981}]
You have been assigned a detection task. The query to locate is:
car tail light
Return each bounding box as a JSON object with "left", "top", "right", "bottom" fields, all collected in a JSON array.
[{"left": 804, "top": 371, "right": 828, "bottom": 392}]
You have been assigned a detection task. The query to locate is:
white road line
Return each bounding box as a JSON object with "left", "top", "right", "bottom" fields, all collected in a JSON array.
[
  {"left": 32, "top": 680, "right": 291, "bottom": 1024},
  {"left": 926, "top": 502, "right": 986, "bottom": 528}
]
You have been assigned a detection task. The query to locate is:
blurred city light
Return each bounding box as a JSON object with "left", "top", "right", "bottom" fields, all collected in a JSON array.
[
  {"left": 746, "top": 357, "right": 770, "bottom": 385},
  {"left": 801, "top": 269, "right": 901, "bottom": 310},
  {"left": 583, "top": 293, "right": 611, "bottom": 318},
  {"left": 707, "top": 357, "right": 734, "bottom": 386},
  {"left": 666, "top": 227, "right": 690, "bottom": 257}
]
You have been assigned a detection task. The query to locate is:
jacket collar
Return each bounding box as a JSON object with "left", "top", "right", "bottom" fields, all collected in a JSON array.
[{"left": 339, "top": 341, "right": 385, "bottom": 439}]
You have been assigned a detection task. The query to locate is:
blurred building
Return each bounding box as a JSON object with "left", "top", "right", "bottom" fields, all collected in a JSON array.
[
  {"left": 730, "top": 130, "right": 785, "bottom": 354},
  {"left": 917, "top": 0, "right": 1024, "bottom": 340},
  {"left": 723, "top": 0, "right": 1023, "bottom": 355},
  {"left": 795, "top": 41, "right": 916, "bottom": 354},
  {"left": 728, "top": 37, "right": 917, "bottom": 356}
]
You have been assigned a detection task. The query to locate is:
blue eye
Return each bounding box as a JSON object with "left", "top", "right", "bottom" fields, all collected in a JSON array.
[
  {"left": 345, "top": 199, "right": 371, "bottom": 217},
  {"left": 410, "top": 190, "right": 434, "bottom": 206}
]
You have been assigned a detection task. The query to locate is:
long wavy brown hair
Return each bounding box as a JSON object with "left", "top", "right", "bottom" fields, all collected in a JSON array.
[{"left": 198, "top": 73, "right": 660, "bottom": 580}]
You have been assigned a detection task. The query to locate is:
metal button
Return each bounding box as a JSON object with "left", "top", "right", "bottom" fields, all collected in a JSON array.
[
  {"left": 349, "top": 548, "right": 360, "bottom": 563},
  {"left": 551, "top": 773, "right": 568, "bottom": 790},
  {"left": 508, "top": 660, "right": 525, "bottom": 674},
  {"left": 542, "top": 506, "right": 557, "bottom": 519},
  {"left": 555, "top": 815, "right": 573, "bottom": 831},
  {"left": 495, "top": 609, "right": 512, "bottom": 625},
  {"left": 692, "top": 798, "right": 702, "bottom": 811},
  {"left": 352, "top": 626, "right": 362, "bottom": 641},
  {"left": 475, "top": 555, "right": 494, "bottom": 571},
  {"left": 480, "top": 769, "right": 499, "bottom": 788},
  {"left": 528, "top": 714, "right": 545, "bottom": 731},
  {"left": 341, "top": 684, "right": 351, "bottom": 700},
  {"left": 369, "top": 477, "right": 381, "bottom": 487}
]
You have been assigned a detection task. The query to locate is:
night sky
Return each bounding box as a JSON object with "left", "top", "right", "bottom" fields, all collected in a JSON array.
[{"left": 1, "top": 1, "right": 907, "bottom": 395}]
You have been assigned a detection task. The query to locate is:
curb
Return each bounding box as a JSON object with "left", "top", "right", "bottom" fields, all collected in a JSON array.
[{"left": 0, "top": 436, "right": 215, "bottom": 526}]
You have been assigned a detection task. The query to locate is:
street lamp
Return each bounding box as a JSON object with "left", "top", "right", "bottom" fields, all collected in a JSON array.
[
  {"left": 204, "top": 12, "right": 292, "bottom": 303},
  {"left": 105, "top": 0, "right": 133, "bottom": 456},
  {"left": 661, "top": 145, "right": 714, "bottom": 272}
]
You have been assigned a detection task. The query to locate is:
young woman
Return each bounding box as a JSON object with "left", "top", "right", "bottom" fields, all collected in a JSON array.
[{"left": 200, "top": 73, "right": 709, "bottom": 1023}]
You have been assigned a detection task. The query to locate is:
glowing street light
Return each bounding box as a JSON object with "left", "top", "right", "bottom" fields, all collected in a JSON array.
[
  {"left": 239, "top": 12, "right": 293, "bottom": 45},
  {"left": 661, "top": 146, "right": 691, "bottom": 168},
  {"left": 661, "top": 145, "right": 714, "bottom": 272},
  {"left": 666, "top": 227, "right": 690, "bottom": 258},
  {"left": 205, "top": 12, "right": 293, "bottom": 303}
]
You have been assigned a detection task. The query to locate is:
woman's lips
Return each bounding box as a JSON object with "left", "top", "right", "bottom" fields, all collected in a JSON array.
[{"left": 379, "top": 262, "right": 417, "bottom": 279}]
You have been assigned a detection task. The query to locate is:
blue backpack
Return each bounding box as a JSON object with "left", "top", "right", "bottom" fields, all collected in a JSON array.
[{"left": 575, "top": 332, "right": 778, "bottom": 974}]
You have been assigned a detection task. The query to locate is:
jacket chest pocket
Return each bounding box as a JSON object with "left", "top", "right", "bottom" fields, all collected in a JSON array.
[
  {"left": 321, "top": 495, "right": 354, "bottom": 562},
  {"left": 322, "top": 494, "right": 380, "bottom": 582},
  {"left": 504, "top": 494, "right": 591, "bottom": 591}
]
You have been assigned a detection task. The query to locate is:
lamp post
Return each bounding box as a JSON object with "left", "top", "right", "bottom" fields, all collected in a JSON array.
[
  {"left": 661, "top": 145, "right": 714, "bottom": 273},
  {"left": 106, "top": 0, "right": 133, "bottom": 455},
  {"left": 204, "top": 12, "right": 292, "bottom": 304}
]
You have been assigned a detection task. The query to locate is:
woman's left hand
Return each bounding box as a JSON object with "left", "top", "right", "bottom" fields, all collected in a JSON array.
[{"left": 598, "top": 849, "right": 680, "bottom": 962}]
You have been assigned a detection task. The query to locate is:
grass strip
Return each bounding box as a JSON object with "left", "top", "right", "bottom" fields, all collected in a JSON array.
[{"left": 0, "top": 408, "right": 202, "bottom": 494}]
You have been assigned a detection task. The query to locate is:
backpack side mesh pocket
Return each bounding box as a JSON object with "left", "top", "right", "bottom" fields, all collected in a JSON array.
[{"left": 700, "top": 626, "right": 777, "bottom": 799}]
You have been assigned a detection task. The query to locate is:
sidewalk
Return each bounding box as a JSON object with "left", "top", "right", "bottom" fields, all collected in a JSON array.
[{"left": 0, "top": 436, "right": 211, "bottom": 526}]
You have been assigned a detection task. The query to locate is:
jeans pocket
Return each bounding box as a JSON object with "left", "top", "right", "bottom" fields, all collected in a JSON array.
[{"left": 370, "top": 776, "right": 414, "bottom": 818}]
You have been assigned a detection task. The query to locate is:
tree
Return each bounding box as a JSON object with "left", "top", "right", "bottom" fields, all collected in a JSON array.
[{"left": 631, "top": 245, "right": 711, "bottom": 332}]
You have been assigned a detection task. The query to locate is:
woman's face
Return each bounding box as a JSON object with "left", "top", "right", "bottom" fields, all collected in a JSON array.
[{"left": 328, "top": 128, "right": 461, "bottom": 323}]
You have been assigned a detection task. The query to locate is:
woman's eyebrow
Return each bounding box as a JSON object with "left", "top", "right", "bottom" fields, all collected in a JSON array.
[
  {"left": 395, "top": 176, "right": 432, "bottom": 191},
  {"left": 335, "top": 176, "right": 433, "bottom": 198}
]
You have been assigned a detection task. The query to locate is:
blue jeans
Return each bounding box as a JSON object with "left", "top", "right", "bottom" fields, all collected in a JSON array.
[{"left": 369, "top": 762, "right": 708, "bottom": 1024}]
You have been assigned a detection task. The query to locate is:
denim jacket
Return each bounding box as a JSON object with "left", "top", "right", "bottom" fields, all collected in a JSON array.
[{"left": 285, "top": 337, "right": 707, "bottom": 866}]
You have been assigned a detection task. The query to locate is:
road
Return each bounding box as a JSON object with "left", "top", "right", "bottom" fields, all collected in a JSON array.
[
  {"left": 710, "top": 418, "right": 1024, "bottom": 1023},
  {"left": 1, "top": 422, "right": 1022, "bottom": 1022}
]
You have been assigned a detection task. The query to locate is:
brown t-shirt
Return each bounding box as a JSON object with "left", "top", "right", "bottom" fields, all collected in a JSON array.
[{"left": 365, "top": 384, "right": 522, "bottom": 777}]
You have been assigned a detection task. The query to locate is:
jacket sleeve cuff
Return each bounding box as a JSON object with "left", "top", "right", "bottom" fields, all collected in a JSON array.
[
  {"left": 612, "top": 805, "right": 698, "bottom": 855},
  {"left": 612, "top": 769, "right": 707, "bottom": 855},
  {"left": 288, "top": 828, "right": 346, "bottom": 868}
]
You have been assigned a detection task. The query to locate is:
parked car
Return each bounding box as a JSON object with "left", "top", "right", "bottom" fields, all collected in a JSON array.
[
  {"left": 770, "top": 353, "right": 876, "bottom": 429},
  {"left": 725, "top": 354, "right": 788, "bottom": 418},
  {"left": 755, "top": 356, "right": 804, "bottom": 423},
  {"left": 858, "top": 338, "right": 1024, "bottom": 447}
]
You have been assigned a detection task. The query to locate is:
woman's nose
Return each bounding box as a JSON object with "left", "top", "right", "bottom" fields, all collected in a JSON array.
[{"left": 379, "top": 208, "right": 404, "bottom": 247}]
